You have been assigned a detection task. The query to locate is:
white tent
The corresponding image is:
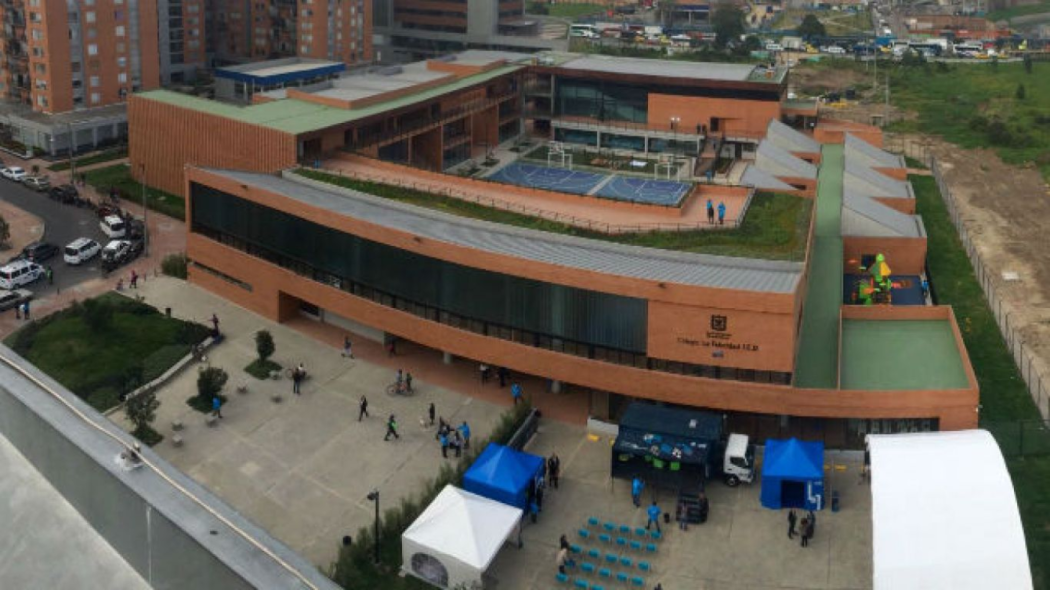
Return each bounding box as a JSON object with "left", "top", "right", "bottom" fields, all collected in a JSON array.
[
  {"left": 402, "top": 485, "right": 523, "bottom": 589},
  {"left": 868, "top": 430, "right": 1032, "bottom": 590}
]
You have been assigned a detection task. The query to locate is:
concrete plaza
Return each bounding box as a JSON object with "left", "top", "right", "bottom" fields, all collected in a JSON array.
[{"left": 112, "top": 278, "right": 872, "bottom": 587}]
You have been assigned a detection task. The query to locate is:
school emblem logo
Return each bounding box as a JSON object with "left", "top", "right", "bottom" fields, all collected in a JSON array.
[{"left": 710, "top": 315, "right": 728, "bottom": 332}]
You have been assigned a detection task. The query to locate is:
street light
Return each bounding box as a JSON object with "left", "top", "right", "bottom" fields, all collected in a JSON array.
[
  {"left": 139, "top": 163, "right": 149, "bottom": 257},
  {"left": 367, "top": 489, "right": 380, "bottom": 565}
]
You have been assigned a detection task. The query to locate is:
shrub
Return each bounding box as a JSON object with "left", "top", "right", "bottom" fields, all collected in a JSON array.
[
  {"left": 987, "top": 118, "right": 1013, "bottom": 146},
  {"left": 255, "top": 330, "right": 275, "bottom": 362},
  {"left": 195, "top": 366, "right": 228, "bottom": 407},
  {"left": 245, "top": 358, "right": 281, "bottom": 379},
  {"left": 125, "top": 390, "right": 160, "bottom": 439},
  {"left": 161, "top": 253, "right": 188, "bottom": 279}
]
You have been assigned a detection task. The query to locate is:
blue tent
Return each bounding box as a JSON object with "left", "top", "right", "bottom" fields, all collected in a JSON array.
[
  {"left": 462, "top": 443, "right": 545, "bottom": 510},
  {"left": 760, "top": 438, "right": 825, "bottom": 511}
]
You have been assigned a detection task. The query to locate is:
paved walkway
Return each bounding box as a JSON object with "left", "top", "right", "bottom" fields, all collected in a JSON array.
[
  {"left": 322, "top": 155, "right": 750, "bottom": 232},
  {"left": 111, "top": 277, "right": 585, "bottom": 569},
  {"left": 0, "top": 199, "right": 44, "bottom": 262},
  {"left": 794, "top": 144, "right": 845, "bottom": 389}
]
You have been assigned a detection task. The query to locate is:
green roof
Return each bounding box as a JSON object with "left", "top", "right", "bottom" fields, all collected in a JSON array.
[
  {"left": 136, "top": 64, "right": 522, "bottom": 135},
  {"left": 840, "top": 319, "right": 970, "bottom": 390}
]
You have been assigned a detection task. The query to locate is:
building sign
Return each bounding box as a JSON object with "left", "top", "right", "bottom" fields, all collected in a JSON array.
[{"left": 674, "top": 314, "right": 761, "bottom": 353}]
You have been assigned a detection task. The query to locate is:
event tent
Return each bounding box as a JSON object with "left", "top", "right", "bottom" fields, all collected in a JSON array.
[
  {"left": 759, "top": 438, "right": 825, "bottom": 510},
  {"left": 402, "top": 485, "right": 523, "bottom": 589},
  {"left": 462, "top": 443, "right": 544, "bottom": 510},
  {"left": 868, "top": 430, "right": 1032, "bottom": 590}
]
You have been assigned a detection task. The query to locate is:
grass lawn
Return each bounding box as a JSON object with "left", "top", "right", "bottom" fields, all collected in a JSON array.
[
  {"left": 887, "top": 61, "right": 1050, "bottom": 180},
  {"left": 913, "top": 173, "right": 1049, "bottom": 588},
  {"left": 987, "top": 1, "right": 1050, "bottom": 21},
  {"left": 85, "top": 163, "right": 186, "bottom": 220},
  {"left": 296, "top": 169, "right": 812, "bottom": 260},
  {"left": 49, "top": 147, "right": 127, "bottom": 171},
  {"left": 4, "top": 293, "right": 211, "bottom": 412},
  {"left": 245, "top": 358, "right": 282, "bottom": 380},
  {"left": 821, "top": 10, "right": 873, "bottom": 36}
]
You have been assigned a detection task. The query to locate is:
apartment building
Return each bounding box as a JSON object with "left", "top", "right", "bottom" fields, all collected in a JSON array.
[
  {"left": 297, "top": 0, "right": 372, "bottom": 65},
  {"left": 157, "top": 0, "right": 207, "bottom": 84},
  {"left": 210, "top": 0, "right": 298, "bottom": 66}
]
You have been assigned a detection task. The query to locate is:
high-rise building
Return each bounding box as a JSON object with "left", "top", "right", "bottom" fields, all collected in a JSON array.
[
  {"left": 0, "top": 0, "right": 160, "bottom": 113},
  {"left": 210, "top": 0, "right": 298, "bottom": 65},
  {"left": 157, "top": 0, "right": 208, "bottom": 84},
  {"left": 297, "top": 0, "right": 372, "bottom": 65}
]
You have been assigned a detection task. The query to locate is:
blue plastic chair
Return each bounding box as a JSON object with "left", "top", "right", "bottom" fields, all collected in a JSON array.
[
  {"left": 588, "top": 517, "right": 600, "bottom": 527},
  {"left": 605, "top": 552, "right": 618, "bottom": 564},
  {"left": 631, "top": 576, "right": 645, "bottom": 587},
  {"left": 592, "top": 586, "right": 605, "bottom": 590},
  {"left": 599, "top": 533, "right": 612, "bottom": 544},
  {"left": 638, "top": 561, "right": 651, "bottom": 573},
  {"left": 645, "top": 543, "right": 657, "bottom": 553},
  {"left": 616, "top": 537, "right": 627, "bottom": 547},
  {"left": 603, "top": 522, "right": 616, "bottom": 532},
  {"left": 574, "top": 579, "right": 589, "bottom": 589},
  {"left": 620, "top": 556, "right": 633, "bottom": 568},
  {"left": 588, "top": 548, "right": 600, "bottom": 559},
  {"left": 629, "top": 540, "right": 642, "bottom": 551},
  {"left": 578, "top": 529, "right": 590, "bottom": 539},
  {"left": 650, "top": 530, "right": 662, "bottom": 541},
  {"left": 581, "top": 562, "right": 596, "bottom": 574},
  {"left": 634, "top": 527, "right": 647, "bottom": 537},
  {"left": 555, "top": 572, "right": 569, "bottom": 584},
  {"left": 571, "top": 544, "right": 582, "bottom": 554},
  {"left": 616, "top": 572, "right": 629, "bottom": 583},
  {"left": 619, "top": 525, "right": 631, "bottom": 535},
  {"left": 599, "top": 568, "right": 612, "bottom": 579}
]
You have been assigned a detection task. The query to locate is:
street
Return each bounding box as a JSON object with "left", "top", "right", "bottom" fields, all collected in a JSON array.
[{"left": 0, "top": 178, "right": 108, "bottom": 294}]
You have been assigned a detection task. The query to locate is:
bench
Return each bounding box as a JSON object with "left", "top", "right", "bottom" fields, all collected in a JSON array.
[
  {"left": 205, "top": 414, "right": 218, "bottom": 427},
  {"left": 236, "top": 383, "right": 249, "bottom": 395},
  {"left": 172, "top": 420, "right": 183, "bottom": 431},
  {"left": 172, "top": 434, "right": 184, "bottom": 448}
]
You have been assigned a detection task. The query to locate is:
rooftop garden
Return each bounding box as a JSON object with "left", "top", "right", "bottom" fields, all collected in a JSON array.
[{"left": 294, "top": 169, "right": 812, "bottom": 261}]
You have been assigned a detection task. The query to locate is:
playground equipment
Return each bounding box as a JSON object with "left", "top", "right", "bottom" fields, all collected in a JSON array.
[
  {"left": 656, "top": 153, "right": 679, "bottom": 181},
  {"left": 853, "top": 253, "right": 894, "bottom": 305}
]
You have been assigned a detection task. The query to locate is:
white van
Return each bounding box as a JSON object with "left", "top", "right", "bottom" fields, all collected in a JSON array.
[
  {"left": 100, "top": 214, "right": 127, "bottom": 239},
  {"left": 64, "top": 238, "right": 101, "bottom": 265},
  {"left": 765, "top": 42, "right": 783, "bottom": 52},
  {"left": 0, "top": 260, "right": 44, "bottom": 289},
  {"left": 569, "top": 24, "right": 599, "bottom": 39}
]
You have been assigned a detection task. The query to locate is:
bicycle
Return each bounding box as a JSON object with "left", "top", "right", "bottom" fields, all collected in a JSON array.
[{"left": 385, "top": 381, "right": 415, "bottom": 396}]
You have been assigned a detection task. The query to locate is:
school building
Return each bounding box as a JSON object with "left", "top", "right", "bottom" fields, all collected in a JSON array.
[{"left": 128, "top": 51, "right": 977, "bottom": 446}]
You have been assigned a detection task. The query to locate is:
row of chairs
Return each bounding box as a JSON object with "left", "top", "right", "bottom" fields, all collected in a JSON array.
[
  {"left": 556, "top": 568, "right": 646, "bottom": 588},
  {"left": 578, "top": 529, "right": 658, "bottom": 553},
  {"left": 587, "top": 518, "right": 663, "bottom": 542},
  {"left": 572, "top": 547, "right": 652, "bottom": 572}
]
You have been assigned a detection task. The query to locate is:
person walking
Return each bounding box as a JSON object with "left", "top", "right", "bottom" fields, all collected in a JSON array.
[
  {"left": 22, "top": 301, "right": 30, "bottom": 321},
  {"left": 717, "top": 201, "right": 726, "bottom": 225},
  {"left": 387, "top": 338, "right": 397, "bottom": 357},
  {"left": 358, "top": 395, "right": 369, "bottom": 421},
  {"left": 439, "top": 430, "right": 449, "bottom": 458},
  {"left": 646, "top": 501, "right": 662, "bottom": 533},
  {"left": 799, "top": 516, "right": 810, "bottom": 547},
  {"left": 511, "top": 382, "right": 522, "bottom": 405},
  {"left": 535, "top": 477, "right": 545, "bottom": 511},
  {"left": 452, "top": 430, "right": 464, "bottom": 458},
  {"left": 497, "top": 366, "right": 508, "bottom": 388},
  {"left": 130, "top": 269, "right": 138, "bottom": 289},
  {"left": 384, "top": 414, "right": 400, "bottom": 441},
  {"left": 211, "top": 313, "right": 220, "bottom": 336},
  {"left": 458, "top": 421, "right": 471, "bottom": 448},
  {"left": 14, "top": 302, "right": 20, "bottom": 320},
  {"left": 405, "top": 372, "right": 413, "bottom": 393},
  {"left": 556, "top": 546, "right": 569, "bottom": 575},
  {"left": 428, "top": 403, "right": 436, "bottom": 427},
  {"left": 395, "top": 369, "right": 403, "bottom": 393},
  {"left": 292, "top": 364, "right": 304, "bottom": 395},
  {"left": 631, "top": 477, "right": 644, "bottom": 507},
  {"left": 559, "top": 534, "right": 570, "bottom": 551},
  {"left": 805, "top": 515, "right": 815, "bottom": 546},
  {"left": 706, "top": 199, "right": 714, "bottom": 224},
  {"left": 548, "top": 453, "right": 561, "bottom": 489},
  {"left": 46, "top": 266, "right": 53, "bottom": 285},
  {"left": 212, "top": 396, "right": 223, "bottom": 419},
  {"left": 342, "top": 336, "right": 354, "bottom": 359},
  {"left": 788, "top": 509, "right": 798, "bottom": 539},
  {"left": 479, "top": 363, "right": 490, "bottom": 384}
]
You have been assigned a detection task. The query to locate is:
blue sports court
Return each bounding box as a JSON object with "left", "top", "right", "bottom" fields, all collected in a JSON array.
[
  {"left": 487, "top": 162, "right": 692, "bottom": 206},
  {"left": 487, "top": 162, "right": 605, "bottom": 195}
]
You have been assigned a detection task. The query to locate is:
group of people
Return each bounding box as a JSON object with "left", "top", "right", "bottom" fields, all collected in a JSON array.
[
  {"left": 12, "top": 299, "right": 31, "bottom": 321},
  {"left": 435, "top": 411, "right": 471, "bottom": 459},
  {"left": 787, "top": 509, "right": 817, "bottom": 548},
  {"left": 525, "top": 453, "right": 562, "bottom": 523},
  {"left": 394, "top": 368, "right": 413, "bottom": 394},
  {"left": 705, "top": 199, "right": 728, "bottom": 225},
  {"left": 478, "top": 363, "right": 511, "bottom": 388}
]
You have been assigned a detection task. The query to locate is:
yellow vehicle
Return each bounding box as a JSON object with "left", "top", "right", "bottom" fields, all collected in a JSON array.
[{"left": 805, "top": 44, "right": 818, "bottom": 54}]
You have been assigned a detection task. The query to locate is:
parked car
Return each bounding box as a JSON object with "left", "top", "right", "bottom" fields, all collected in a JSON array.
[
  {"left": 1, "top": 166, "right": 27, "bottom": 181},
  {"left": 0, "top": 259, "right": 45, "bottom": 289},
  {"left": 19, "top": 241, "right": 59, "bottom": 263},
  {"left": 63, "top": 237, "right": 101, "bottom": 265},
  {"left": 824, "top": 45, "right": 846, "bottom": 55},
  {"left": 49, "top": 184, "right": 79, "bottom": 204},
  {"left": 100, "top": 238, "right": 144, "bottom": 272},
  {"left": 100, "top": 214, "right": 127, "bottom": 239},
  {"left": 0, "top": 288, "right": 32, "bottom": 312},
  {"left": 23, "top": 176, "right": 50, "bottom": 191}
]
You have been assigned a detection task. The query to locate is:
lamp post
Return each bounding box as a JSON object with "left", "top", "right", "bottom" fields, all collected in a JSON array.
[
  {"left": 139, "top": 163, "right": 149, "bottom": 257},
  {"left": 367, "top": 489, "right": 380, "bottom": 565}
]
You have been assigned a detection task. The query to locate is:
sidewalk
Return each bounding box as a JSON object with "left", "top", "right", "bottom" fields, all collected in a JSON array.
[{"left": 0, "top": 200, "right": 44, "bottom": 262}]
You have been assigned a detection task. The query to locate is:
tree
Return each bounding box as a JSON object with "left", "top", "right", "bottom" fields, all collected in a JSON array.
[
  {"left": 125, "top": 390, "right": 159, "bottom": 438},
  {"left": 197, "top": 366, "right": 228, "bottom": 402},
  {"left": 1016, "top": 83, "right": 1026, "bottom": 100},
  {"left": 0, "top": 214, "right": 8, "bottom": 248},
  {"left": 711, "top": 2, "right": 745, "bottom": 47},
  {"left": 797, "top": 14, "right": 826, "bottom": 39},
  {"left": 255, "top": 329, "right": 275, "bottom": 362}
]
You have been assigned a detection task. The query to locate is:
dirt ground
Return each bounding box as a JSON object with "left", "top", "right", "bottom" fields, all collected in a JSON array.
[{"left": 894, "top": 132, "right": 1050, "bottom": 416}]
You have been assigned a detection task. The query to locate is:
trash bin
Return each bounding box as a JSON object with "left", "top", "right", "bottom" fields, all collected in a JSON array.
[
  {"left": 165, "top": 307, "right": 172, "bottom": 317},
  {"left": 831, "top": 490, "right": 840, "bottom": 513}
]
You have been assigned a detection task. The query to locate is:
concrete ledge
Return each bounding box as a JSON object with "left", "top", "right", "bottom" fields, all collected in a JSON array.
[{"left": 105, "top": 335, "right": 219, "bottom": 418}]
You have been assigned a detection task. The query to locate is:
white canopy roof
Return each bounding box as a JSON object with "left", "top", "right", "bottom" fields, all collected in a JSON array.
[
  {"left": 402, "top": 485, "right": 522, "bottom": 588},
  {"left": 868, "top": 430, "right": 1032, "bottom": 590}
]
